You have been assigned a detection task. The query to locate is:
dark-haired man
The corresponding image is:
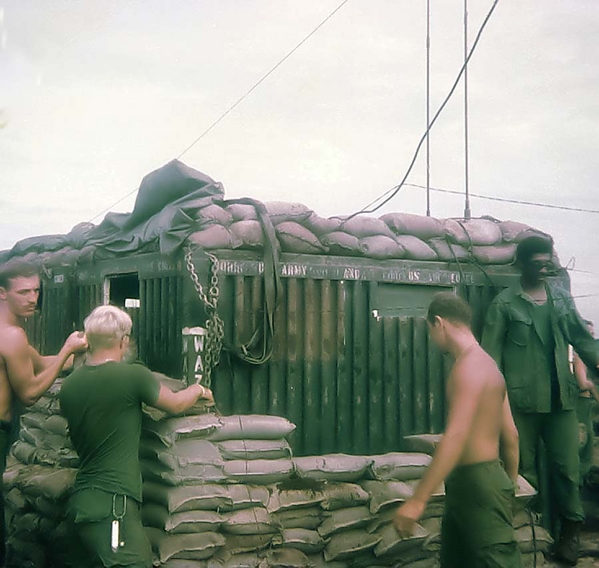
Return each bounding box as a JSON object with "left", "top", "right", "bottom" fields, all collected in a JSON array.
[
  {"left": 482, "top": 236, "right": 599, "bottom": 566},
  {"left": 0, "top": 259, "right": 87, "bottom": 564},
  {"left": 395, "top": 292, "right": 521, "bottom": 568}
]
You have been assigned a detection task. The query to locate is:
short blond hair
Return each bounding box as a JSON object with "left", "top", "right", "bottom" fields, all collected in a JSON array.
[{"left": 84, "top": 305, "right": 132, "bottom": 350}]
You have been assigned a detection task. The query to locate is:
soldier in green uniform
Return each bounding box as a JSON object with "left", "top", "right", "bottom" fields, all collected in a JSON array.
[
  {"left": 60, "top": 305, "right": 214, "bottom": 568},
  {"left": 482, "top": 236, "right": 599, "bottom": 566}
]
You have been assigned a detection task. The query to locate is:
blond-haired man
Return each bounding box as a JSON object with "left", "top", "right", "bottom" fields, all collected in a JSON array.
[{"left": 60, "top": 305, "right": 213, "bottom": 568}]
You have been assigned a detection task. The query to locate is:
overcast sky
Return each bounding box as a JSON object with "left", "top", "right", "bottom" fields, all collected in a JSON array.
[{"left": 1, "top": 0, "right": 597, "bottom": 322}]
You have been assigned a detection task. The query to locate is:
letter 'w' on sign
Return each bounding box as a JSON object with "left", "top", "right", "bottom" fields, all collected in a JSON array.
[{"left": 194, "top": 335, "right": 205, "bottom": 351}]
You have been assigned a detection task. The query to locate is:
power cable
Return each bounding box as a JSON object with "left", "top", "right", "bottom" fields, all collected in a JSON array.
[
  {"left": 176, "top": 0, "right": 350, "bottom": 161},
  {"left": 354, "top": 0, "right": 500, "bottom": 217},
  {"left": 87, "top": 1, "right": 350, "bottom": 224},
  {"left": 403, "top": 183, "right": 599, "bottom": 215}
]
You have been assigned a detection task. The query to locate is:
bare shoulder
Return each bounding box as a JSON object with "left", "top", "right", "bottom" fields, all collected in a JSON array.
[
  {"left": 0, "top": 324, "right": 29, "bottom": 355},
  {"left": 452, "top": 345, "right": 503, "bottom": 387}
]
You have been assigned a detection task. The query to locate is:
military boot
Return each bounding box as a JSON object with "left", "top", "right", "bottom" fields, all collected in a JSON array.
[{"left": 554, "top": 519, "right": 582, "bottom": 566}]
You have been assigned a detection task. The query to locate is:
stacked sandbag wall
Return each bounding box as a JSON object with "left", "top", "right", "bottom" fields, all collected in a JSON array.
[
  {"left": 0, "top": 200, "right": 555, "bottom": 272},
  {"left": 3, "top": 381, "right": 82, "bottom": 568},
  {"left": 5, "top": 396, "right": 550, "bottom": 568}
]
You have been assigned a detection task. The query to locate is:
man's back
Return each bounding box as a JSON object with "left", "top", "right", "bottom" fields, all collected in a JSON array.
[
  {"left": 453, "top": 346, "right": 507, "bottom": 467},
  {"left": 60, "top": 361, "right": 159, "bottom": 501}
]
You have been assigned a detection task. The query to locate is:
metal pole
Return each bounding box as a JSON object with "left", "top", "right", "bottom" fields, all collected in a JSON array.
[
  {"left": 426, "top": 0, "right": 431, "bottom": 217},
  {"left": 463, "top": 0, "right": 471, "bottom": 219}
]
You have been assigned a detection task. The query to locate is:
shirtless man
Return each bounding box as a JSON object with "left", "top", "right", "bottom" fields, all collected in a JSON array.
[
  {"left": 394, "top": 292, "right": 521, "bottom": 568},
  {"left": 0, "top": 259, "right": 87, "bottom": 564}
]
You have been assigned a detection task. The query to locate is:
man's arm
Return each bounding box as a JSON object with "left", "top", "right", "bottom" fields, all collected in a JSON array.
[
  {"left": 411, "top": 366, "right": 485, "bottom": 503},
  {"left": 499, "top": 394, "right": 519, "bottom": 482},
  {"left": 481, "top": 298, "right": 507, "bottom": 369},
  {"left": 560, "top": 292, "right": 599, "bottom": 371},
  {"left": 151, "top": 383, "right": 214, "bottom": 415},
  {"left": 5, "top": 329, "right": 87, "bottom": 406},
  {"left": 28, "top": 347, "right": 75, "bottom": 374}
]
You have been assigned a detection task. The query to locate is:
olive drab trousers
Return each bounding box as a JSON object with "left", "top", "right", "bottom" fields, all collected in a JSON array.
[{"left": 513, "top": 409, "right": 585, "bottom": 525}]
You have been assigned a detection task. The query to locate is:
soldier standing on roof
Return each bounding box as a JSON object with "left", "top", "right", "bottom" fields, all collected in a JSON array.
[
  {"left": 0, "top": 259, "right": 88, "bottom": 565},
  {"left": 481, "top": 235, "right": 599, "bottom": 566}
]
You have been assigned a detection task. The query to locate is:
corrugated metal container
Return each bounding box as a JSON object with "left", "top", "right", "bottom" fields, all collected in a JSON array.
[{"left": 28, "top": 248, "right": 567, "bottom": 456}]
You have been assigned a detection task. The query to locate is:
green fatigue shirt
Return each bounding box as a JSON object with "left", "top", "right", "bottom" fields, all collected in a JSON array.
[
  {"left": 59, "top": 362, "right": 160, "bottom": 502},
  {"left": 481, "top": 282, "right": 599, "bottom": 414}
]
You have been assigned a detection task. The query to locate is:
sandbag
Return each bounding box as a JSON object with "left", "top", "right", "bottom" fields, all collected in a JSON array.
[
  {"left": 43, "top": 414, "right": 70, "bottom": 437},
  {"left": 206, "top": 415, "right": 296, "bottom": 442},
  {"left": 303, "top": 213, "right": 343, "bottom": 237},
  {"left": 140, "top": 459, "right": 228, "bottom": 486},
  {"left": 471, "top": 244, "right": 516, "bottom": 265},
  {"left": 324, "top": 529, "right": 382, "bottom": 562},
  {"left": 215, "top": 551, "right": 261, "bottom": 568},
  {"left": 272, "top": 529, "right": 325, "bottom": 555},
  {"left": 142, "top": 503, "right": 224, "bottom": 533},
  {"left": 11, "top": 234, "right": 67, "bottom": 256},
  {"left": 319, "top": 231, "right": 364, "bottom": 256},
  {"left": 143, "top": 414, "right": 222, "bottom": 447},
  {"left": 380, "top": 213, "right": 445, "bottom": 240},
  {"left": 188, "top": 225, "right": 241, "bottom": 250},
  {"left": 318, "top": 506, "right": 372, "bottom": 538},
  {"left": 265, "top": 202, "right": 312, "bottom": 225},
  {"left": 222, "top": 484, "right": 270, "bottom": 511},
  {"left": 143, "top": 482, "right": 233, "bottom": 513},
  {"left": 515, "top": 525, "right": 552, "bottom": 554},
  {"left": 227, "top": 203, "right": 259, "bottom": 222},
  {"left": 274, "top": 507, "right": 322, "bottom": 531},
  {"left": 259, "top": 547, "right": 314, "bottom": 568},
  {"left": 427, "top": 238, "right": 470, "bottom": 262},
  {"left": 229, "top": 220, "right": 265, "bottom": 250},
  {"left": 14, "top": 466, "right": 77, "bottom": 501},
  {"left": 222, "top": 534, "right": 274, "bottom": 555},
  {"left": 319, "top": 482, "right": 370, "bottom": 511},
  {"left": 275, "top": 222, "right": 327, "bottom": 255},
  {"left": 444, "top": 218, "right": 502, "bottom": 246},
  {"left": 394, "top": 235, "right": 438, "bottom": 261},
  {"left": 498, "top": 220, "right": 532, "bottom": 243},
  {"left": 267, "top": 488, "right": 324, "bottom": 513},
  {"left": 146, "top": 528, "right": 226, "bottom": 563},
  {"left": 367, "top": 453, "right": 432, "bottom": 482},
  {"left": 162, "top": 561, "right": 223, "bottom": 568},
  {"left": 223, "top": 459, "right": 294, "bottom": 485},
  {"left": 139, "top": 439, "right": 224, "bottom": 470},
  {"left": 222, "top": 507, "right": 280, "bottom": 535},
  {"left": 293, "top": 454, "right": 372, "bottom": 482},
  {"left": 373, "top": 523, "right": 429, "bottom": 557},
  {"left": 361, "top": 480, "right": 414, "bottom": 514},
  {"left": 338, "top": 216, "right": 395, "bottom": 239},
  {"left": 402, "top": 434, "right": 443, "bottom": 456},
  {"left": 359, "top": 236, "right": 405, "bottom": 260},
  {"left": 43, "top": 246, "right": 81, "bottom": 267},
  {"left": 216, "top": 439, "right": 292, "bottom": 461},
  {"left": 196, "top": 204, "right": 233, "bottom": 226}
]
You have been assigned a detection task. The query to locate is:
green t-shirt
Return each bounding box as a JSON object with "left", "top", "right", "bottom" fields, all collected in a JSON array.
[{"left": 60, "top": 362, "right": 160, "bottom": 502}]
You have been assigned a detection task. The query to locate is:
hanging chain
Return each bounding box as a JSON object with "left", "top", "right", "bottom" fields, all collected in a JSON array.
[{"left": 184, "top": 247, "right": 224, "bottom": 388}]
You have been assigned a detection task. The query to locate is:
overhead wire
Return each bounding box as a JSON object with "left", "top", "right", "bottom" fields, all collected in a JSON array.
[
  {"left": 353, "top": 0, "right": 500, "bottom": 218},
  {"left": 403, "top": 183, "right": 599, "bottom": 214},
  {"left": 87, "top": 0, "right": 350, "bottom": 224},
  {"left": 176, "top": 0, "right": 350, "bottom": 161}
]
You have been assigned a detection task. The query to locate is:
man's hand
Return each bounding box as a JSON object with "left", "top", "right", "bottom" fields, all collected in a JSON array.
[
  {"left": 63, "top": 331, "right": 88, "bottom": 354},
  {"left": 198, "top": 385, "right": 214, "bottom": 404},
  {"left": 393, "top": 498, "right": 426, "bottom": 538}
]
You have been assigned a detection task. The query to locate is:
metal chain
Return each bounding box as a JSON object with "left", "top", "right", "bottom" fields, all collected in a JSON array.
[{"left": 184, "top": 247, "right": 224, "bottom": 388}]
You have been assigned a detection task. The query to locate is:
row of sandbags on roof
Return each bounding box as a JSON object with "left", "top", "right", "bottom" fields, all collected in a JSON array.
[
  {"left": 0, "top": 200, "right": 554, "bottom": 269},
  {"left": 4, "top": 376, "right": 551, "bottom": 568}
]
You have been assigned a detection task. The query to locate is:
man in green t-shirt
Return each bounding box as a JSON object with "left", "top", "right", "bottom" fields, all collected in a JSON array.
[
  {"left": 482, "top": 236, "right": 599, "bottom": 566},
  {"left": 60, "top": 305, "right": 214, "bottom": 568}
]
